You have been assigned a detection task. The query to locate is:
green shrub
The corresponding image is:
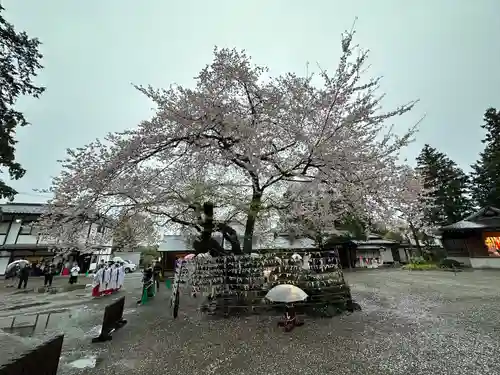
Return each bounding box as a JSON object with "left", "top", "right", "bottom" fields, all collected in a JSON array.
[
  {"left": 439, "top": 258, "right": 463, "bottom": 269},
  {"left": 402, "top": 262, "right": 439, "bottom": 271}
]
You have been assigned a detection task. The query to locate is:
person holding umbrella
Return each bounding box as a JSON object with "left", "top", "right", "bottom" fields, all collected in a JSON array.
[
  {"left": 18, "top": 263, "right": 30, "bottom": 289},
  {"left": 265, "top": 284, "right": 307, "bottom": 332}
]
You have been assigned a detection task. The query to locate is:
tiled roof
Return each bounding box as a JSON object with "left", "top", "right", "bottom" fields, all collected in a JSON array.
[
  {"left": 440, "top": 220, "right": 486, "bottom": 230},
  {"left": 0, "top": 203, "right": 48, "bottom": 215},
  {"left": 463, "top": 206, "right": 500, "bottom": 222},
  {"left": 352, "top": 239, "right": 397, "bottom": 247}
]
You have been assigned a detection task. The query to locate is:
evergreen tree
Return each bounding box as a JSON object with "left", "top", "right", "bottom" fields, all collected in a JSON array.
[
  {"left": 416, "top": 144, "right": 472, "bottom": 227},
  {"left": 0, "top": 6, "right": 45, "bottom": 199},
  {"left": 470, "top": 108, "right": 500, "bottom": 208}
]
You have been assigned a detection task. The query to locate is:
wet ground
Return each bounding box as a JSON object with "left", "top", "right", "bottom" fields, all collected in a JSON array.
[
  {"left": 0, "top": 272, "right": 144, "bottom": 366},
  {"left": 3, "top": 269, "right": 500, "bottom": 374}
]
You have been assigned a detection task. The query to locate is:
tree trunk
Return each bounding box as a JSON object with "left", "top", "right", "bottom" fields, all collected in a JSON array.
[
  {"left": 408, "top": 221, "right": 422, "bottom": 256},
  {"left": 243, "top": 193, "right": 262, "bottom": 253}
]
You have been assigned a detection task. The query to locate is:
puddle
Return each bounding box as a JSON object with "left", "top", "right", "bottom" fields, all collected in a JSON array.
[{"left": 67, "top": 355, "right": 102, "bottom": 369}]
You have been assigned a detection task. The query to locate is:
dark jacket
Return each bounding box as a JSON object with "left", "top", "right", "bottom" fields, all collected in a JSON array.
[
  {"left": 44, "top": 265, "right": 55, "bottom": 276},
  {"left": 153, "top": 264, "right": 162, "bottom": 277},
  {"left": 143, "top": 267, "right": 154, "bottom": 284},
  {"left": 19, "top": 266, "right": 30, "bottom": 278}
]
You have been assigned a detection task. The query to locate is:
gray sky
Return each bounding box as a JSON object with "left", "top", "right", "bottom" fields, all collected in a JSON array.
[{"left": 3, "top": 0, "right": 500, "bottom": 203}]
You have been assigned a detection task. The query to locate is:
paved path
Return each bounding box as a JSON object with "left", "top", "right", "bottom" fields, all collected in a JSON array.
[
  {"left": 3, "top": 269, "right": 500, "bottom": 374},
  {"left": 50, "top": 269, "right": 500, "bottom": 375}
]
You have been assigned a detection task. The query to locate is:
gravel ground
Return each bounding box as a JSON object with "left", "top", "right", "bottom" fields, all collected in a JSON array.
[{"left": 4, "top": 269, "right": 500, "bottom": 375}]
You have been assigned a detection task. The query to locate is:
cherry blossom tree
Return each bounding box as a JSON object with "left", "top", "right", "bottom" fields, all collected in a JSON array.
[
  {"left": 378, "top": 166, "right": 436, "bottom": 253},
  {"left": 112, "top": 210, "right": 159, "bottom": 251},
  {"left": 279, "top": 161, "right": 433, "bottom": 248},
  {"left": 41, "top": 28, "right": 420, "bottom": 253}
]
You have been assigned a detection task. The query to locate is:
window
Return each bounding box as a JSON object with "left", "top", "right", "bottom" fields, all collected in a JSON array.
[
  {"left": 19, "top": 222, "right": 33, "bottom": 235},
  {"left": 97, "top": 225, "right": 105, "bottom": 234},
  {"left": 0, "top": 222, "right": 9, "bottom": 235}
]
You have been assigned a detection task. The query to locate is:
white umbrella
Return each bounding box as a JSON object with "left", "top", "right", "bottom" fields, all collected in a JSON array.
[
  {"left": 265, "top": 284, "right": 308, "bottom": 303},
  {"left": 184, "top": 254, "right": 196, "bottom": 260},
  {"left": 6, "top": 259, "right": 29, "bottom": 272},
  {"left": 291, "top": 253, "right": 302, "bottom": 261},
  {"left": 250, "top": 252, "right": 261, "bottom": 258}
]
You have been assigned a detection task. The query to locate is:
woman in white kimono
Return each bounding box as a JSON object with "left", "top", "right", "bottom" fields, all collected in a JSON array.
[
  {"left": 117, "top": 262, "right": 125, "bottom": 290},
  {"left": 109, "top": 263, "right": 118, "bottom": 292},
  {"left": 103, "top": 263, "right": 112, "bottom": 295},
  {"left": 92, "top": 266, "right": 105, "bottom": 297}
]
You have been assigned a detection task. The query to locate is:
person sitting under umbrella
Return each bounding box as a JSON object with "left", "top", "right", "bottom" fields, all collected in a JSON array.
[{"left": 265, "top": 284, "right": 307, "bottom": 332}]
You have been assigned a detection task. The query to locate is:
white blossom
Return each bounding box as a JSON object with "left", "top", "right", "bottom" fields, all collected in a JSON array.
[{"left": 42, "top": 28, "right": 422, "bottom": 253}]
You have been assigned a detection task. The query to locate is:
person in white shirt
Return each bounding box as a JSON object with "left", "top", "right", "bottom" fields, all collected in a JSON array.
[{"left": 69, "top": 263, "right": 80, "bottom": 284}]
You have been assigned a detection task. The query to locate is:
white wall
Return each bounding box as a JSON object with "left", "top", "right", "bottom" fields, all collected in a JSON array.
[
  {"left": 0, "top": 250, "right": 10, "bottom": 276},
  {"left": 380, "top": 248, "right": 394, "bottom": 263},
  {"left": 0, "top": 217, "right": 113, "bottom": 250},
  {"left": 470, "top": 257, "right": 500, "bottom": 269}
]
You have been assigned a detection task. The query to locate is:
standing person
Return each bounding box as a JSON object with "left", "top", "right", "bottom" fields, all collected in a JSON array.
[
  {"left": 109, "top": 263, "right": 118, "bottom": 293},
  {"left": 137, "top": 265, "right": 154, "bottom": 305},
  {"left": 18, "top": 264, "right": 30, "bottom": 289},
  {"left": 62, "top": 261, "right": 70, "bottom": 276},
  {"left": 97, "top": 259, "right": 105, "bottom": 271},
  {"left": 43, "top": 262, "right": 55, "bottom": 287},
  {"left": 103, "top": 263, "right": 112, "bottom": 295},
  {"left": 69, "top": 263, "right": 80, "bottom": 284},
  {"left": 118, "top": 262, "right": 125, "bottom": 290},
  {"left": 92, "top": 264, "right": 105, "bottom": 297},
  {"left": 153, "top": 261, "right": 162, "bottom": 291}
]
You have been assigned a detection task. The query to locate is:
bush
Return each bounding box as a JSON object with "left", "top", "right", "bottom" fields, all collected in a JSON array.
[
  {"left": 402, "top": 262, "right": 438, "bottom": 271},
  {"left": 439, "top": 258, "right": 463, "bottom": 269}
]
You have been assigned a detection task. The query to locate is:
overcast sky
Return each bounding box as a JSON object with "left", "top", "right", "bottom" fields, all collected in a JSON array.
[{"left": 3, "top": 0, "right": 500, "bottom": 203}]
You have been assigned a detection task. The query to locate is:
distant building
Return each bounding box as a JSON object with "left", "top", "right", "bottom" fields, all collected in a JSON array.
[
  {"left": 0, "top": 203, "right": 113, "bottom": 275},
  {"left": 351, "top": 234, "right": 401, "bottom": 266},
  {"left": 440, "top": 206, "right": 500, "bottom": 268},
  {"left": 157, "top": 231, "right": 403, "bottom": 270}
]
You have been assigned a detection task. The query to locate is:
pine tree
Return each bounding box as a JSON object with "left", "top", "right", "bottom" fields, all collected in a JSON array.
[
  {"left": 0, "top": 6, "right": 45, "bottom": 199},
  {"left": 416, "top": 144, "right": 472, "bottom": 227},
  {"left": 470, "top": 108, "right": 500, "bottom": 208}
]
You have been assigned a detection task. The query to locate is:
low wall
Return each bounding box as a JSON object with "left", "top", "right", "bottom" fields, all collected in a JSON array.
[
  {"left": 447, "top": 256, "right": 471, "bottom": 267},
  {"left": 470, "top": 257, "right": 500, "bottom": 269}
]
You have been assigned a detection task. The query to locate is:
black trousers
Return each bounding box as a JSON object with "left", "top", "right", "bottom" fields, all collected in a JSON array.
[
  {"left": 18, "top": 276, "right": 28, "bottom": 289},
  {"left": 44, "top": 274, "right": 53, "bottom": 286},
  {"left": 69, "top": 275, "right": 77, "bottom": 284}
]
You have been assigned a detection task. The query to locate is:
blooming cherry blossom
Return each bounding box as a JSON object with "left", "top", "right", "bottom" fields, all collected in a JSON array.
[{"left": 42, "top": 28, "right": 421, "bottom": 253}]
